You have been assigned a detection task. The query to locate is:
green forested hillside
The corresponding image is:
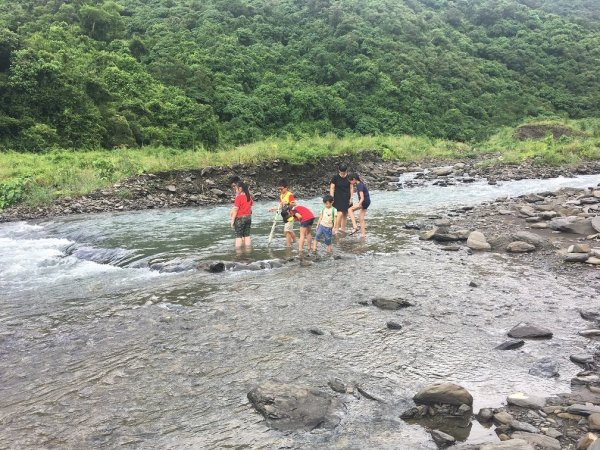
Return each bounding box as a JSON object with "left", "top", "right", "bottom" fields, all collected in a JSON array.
[{"left": 0, "top": 0, "right": 599, "bottom": 151}]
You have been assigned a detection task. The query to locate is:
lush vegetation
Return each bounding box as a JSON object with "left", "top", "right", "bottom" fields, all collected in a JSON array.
[
  {"left": 1, "top": 119, "right": 598, "bottom": 209},
  {"left": 1, "top": 0, "right": 599, "bottom": 152}
]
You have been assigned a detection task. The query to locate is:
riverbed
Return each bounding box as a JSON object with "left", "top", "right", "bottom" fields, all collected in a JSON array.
[{"left": 1, "top": 175, "right": 600, "bottom": 449}]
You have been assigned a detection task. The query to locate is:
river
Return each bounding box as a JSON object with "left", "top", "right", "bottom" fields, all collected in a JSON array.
[{"left": 1, "top": 174, "right": 600, "bottom": 449}]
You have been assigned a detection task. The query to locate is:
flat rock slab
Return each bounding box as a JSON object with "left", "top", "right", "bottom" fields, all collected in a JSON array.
[
  {"left": 372, "top": 297, "right": 413, "bottom": 310},
  {"left": 593, "top": 215, "right": 600, "bottom": 233},
  {"left": 567, "top": 404, "right": 600, "bottom": 416},
  {"left": 247, "top": 382, "right": 343, "bottom": 431},
  {"left": 549, "top": 216, "right": 595, "bottom": 235},
  {"left": 413, "top": 382, "right": 473, "bottom": 407},
  {"left": 579, "top": 329, "right": 600, "bottom": 338},
  {"left": 507, "top": 392, "right": 546, "bottom": 409},
  {"left": 511, "top": 431, "right": 561, "bottom": 449},
  {"left": 495, "top": 339, "right": 525, "bottom": 350},
  {"left": 480, "top": 439, "right": 535, "bottom": 450},
  {"left": 580, "top": 308, "right": 600, "bottom": 323},
  {"left": 589, "top": 413, "right": 600, "bottom": 431},
  {"left": 508, "top": 323, "right": 553, "bottom": 339},
  {"left": 570, "top": 354, "right": 594, "bottom": 365},
  {"left": 512, "top": 231, "right": 548, "bottom": 248},
  {"left": 507, "top": 241, "right": 536, "bottom": 253},
  {"left": 565, "top": 253, "right": 590, "bottom": 262}
]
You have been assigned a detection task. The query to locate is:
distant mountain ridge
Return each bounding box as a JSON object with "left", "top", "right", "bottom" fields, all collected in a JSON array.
[{"left": 0, "top": 0, "right": 598, "bottom": 151}]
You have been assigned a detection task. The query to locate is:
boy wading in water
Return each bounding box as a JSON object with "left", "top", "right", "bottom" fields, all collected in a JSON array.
[
  {"left": 312, "top": 194, "right": 336, "bottom": 253},
  {"left": 283, "top": 205, "right": 315, "bottom": 254},
  {"left": 269, "top": 179, "right": 296, "bottom": 247},
  {"left": 230, "top": 181, "right": 253, "bottom": 251},
  {"left": 348, "top": 174, "right": 370, "bottom": 238}
]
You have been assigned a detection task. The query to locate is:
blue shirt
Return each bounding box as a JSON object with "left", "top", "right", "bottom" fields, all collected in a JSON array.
[{"left": 357, "top": 182, "right": 370, "bottom": 206}]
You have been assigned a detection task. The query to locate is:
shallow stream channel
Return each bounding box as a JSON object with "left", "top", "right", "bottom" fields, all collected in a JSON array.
[{"left": 2, "top": 174, "right": 600, "bottom": 449}]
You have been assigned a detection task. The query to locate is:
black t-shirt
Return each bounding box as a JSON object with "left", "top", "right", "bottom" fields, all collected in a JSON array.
[{"left": 330, "top": 174, "right": 350, "bottom": 202}]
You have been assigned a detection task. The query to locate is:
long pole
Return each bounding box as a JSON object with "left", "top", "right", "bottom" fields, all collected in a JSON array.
[{"left": 267, "top": 208, "right": 280, "bottom": 247}]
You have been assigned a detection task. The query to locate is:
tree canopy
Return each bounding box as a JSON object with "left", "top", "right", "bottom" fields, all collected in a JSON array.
[{"left": 0, "top": 0, "right": 598, "bottom": 151}]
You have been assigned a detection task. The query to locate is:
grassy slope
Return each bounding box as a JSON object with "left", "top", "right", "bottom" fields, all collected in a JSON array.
[{"left": 1, "top": 118, "right": 599, "bottom": 208}]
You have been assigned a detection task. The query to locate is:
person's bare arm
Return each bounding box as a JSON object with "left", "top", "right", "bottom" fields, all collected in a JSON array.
[{"left": 329, "top": 182, "right": 335, "bottom": 197}]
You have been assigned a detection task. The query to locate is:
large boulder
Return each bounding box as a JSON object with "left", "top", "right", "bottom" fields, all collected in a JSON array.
[
  {"left": 508, "top": 323, "right": 553, "bottom": 339},
  {"left": 247, "top": 382, "right": 343, "bottom": 431},
  {"left": 413, "top": 382, "right": 473, "bottom": 407},
  {"left": 467, "top": 231, "right": 491, "bottom": 251}
]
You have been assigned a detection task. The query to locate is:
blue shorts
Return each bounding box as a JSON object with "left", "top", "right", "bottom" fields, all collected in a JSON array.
[{"left": 315, "top": 225, "right": 333, "bottom": 245}]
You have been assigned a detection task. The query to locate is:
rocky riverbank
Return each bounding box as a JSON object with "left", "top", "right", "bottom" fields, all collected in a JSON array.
[{"left": 2, "top": 153, "right": 600, "bottom": 222}]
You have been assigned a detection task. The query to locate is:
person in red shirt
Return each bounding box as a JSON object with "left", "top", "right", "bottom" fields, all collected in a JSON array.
[
  {"left": 283, "top": 204, "right": 315, "bottom": 254},
  {"left": 230, "top": 181, "right": 253, "bottom": 250}
]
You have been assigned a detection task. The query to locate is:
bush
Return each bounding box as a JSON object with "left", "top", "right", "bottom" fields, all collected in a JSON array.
[{"left": 0, "top": 177, "right": 27, "bottom": 209}]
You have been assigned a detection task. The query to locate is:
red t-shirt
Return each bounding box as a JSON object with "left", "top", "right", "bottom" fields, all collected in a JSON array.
[
  {"left": 291, "top": 205, "right": 314, "bottom": 222},
  {"left": 234, "top": 194, "right": 253, "bottom": 217}
]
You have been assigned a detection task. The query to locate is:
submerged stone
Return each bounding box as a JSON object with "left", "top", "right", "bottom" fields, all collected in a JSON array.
[
  {"left": 413, "top": 382, "right": 473, "bottom": 407},
  {"left": 372, "top": 297, "right": 413, "bottom": 310},
  {"left": 508, "top": 323, "right": 553, "bottom": 339},
  {"left": 495, "top": 339, "right": 525, "bottom": 350}
]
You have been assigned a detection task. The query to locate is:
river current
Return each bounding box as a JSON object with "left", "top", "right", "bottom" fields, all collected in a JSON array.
[{"left": 1, "top": 175, "right": 600, "bottom": 449}]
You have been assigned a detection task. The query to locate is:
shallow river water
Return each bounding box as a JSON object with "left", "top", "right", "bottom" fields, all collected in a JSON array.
[{"left": 1, "top": 175, "right": 600, "bottom": 449}]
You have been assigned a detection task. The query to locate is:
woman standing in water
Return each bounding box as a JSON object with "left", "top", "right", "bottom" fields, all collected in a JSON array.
[
  {"left": 230, "top": 181, "right": 253, "bottom": 250},
  {"left": 348, "top": 173, "right": 370, "bottom": 238},
  {"left": 330, "top": 163, "right": 353, "bottom": 234}
]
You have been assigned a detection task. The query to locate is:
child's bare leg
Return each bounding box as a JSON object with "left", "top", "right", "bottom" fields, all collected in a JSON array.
[
  {"left": 349, "top": 206, "right": 358, "bottom": 230},
  {"left": 326, "top": 244, "right": 332, "bottom": 253},
  {"left": 339, "top": 212, "right": 348, "bottom": 232},
  {"left": 306, "top": 230, "right": 312, "bottom": 251},
  {"left": 243, "top": 236, "right": 252, "bottom": 247},
  {"left": 359, "top": 209, "right": 367, "bottom": 237},
  {"left": 298, "top": 228, "right": 305, "bottom": 253}
]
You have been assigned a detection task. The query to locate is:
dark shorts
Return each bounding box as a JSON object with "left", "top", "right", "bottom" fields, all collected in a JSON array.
[
  {"left": 362, "top": 201, "right": 371, "bottom": 210},
  {"left": 315, "top": 225, "right": 333, "bottom": 245},
  {"left": 334, "top": 199, "right": 350, "bottom": 213},
  {"left": 234, "top": 216, "right": 251, "bottom": 238},
  {"left": 300, "top": 218, "right": 314, "bottom": 228}
]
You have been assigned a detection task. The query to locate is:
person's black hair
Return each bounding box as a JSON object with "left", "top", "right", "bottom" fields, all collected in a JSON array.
[
  {"left": 338, "top": 163, "right": 348, "bottom": 172},
  {"left": 237, "top": 181, "right": 252, "bottom": 202},
  {"left": 323, "top": 194, "right": 334, "bottom": 203},
  {"left": 277, "top": 179, "right": 288, "bottom": 188},
  {"left": 348, "top": 173, "right": 360, "bottom": 181},
  {"left": 229, "top": 175, "right": 241, "bottom": 185}
]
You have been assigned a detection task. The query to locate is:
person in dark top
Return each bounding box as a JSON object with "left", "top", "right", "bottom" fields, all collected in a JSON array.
[
  {"left": 348, "top": 173, "right": 370, "bottom": 238},
  {"left": 329, "top": 163, "right": 353, "bottom": 234}
]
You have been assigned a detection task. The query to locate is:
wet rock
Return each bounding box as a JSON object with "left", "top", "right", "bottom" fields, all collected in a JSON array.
[
  {"left": 570, "top": 354, "right": 595, "bottom": 366},
  {"left": 469, "top": 280, "right": 479, "bottom": 288},
  {"left": 327, "top": 378, "right": 351, "bottom": 394},
  {"left": 549, "top": 217, "right": 595, "bottom": 235},
  {"left": 511, "top": 431, "right": 561, "bottom": 449},
  {"left": 405, "top": 221, "right": 426, "bottom": 230},
  {"left": 494, "top": 411, "right": 515, "bottom": 425},
  {"left": 208, "top": 262, "right": 225, "bottom": 273},
  {"left": 495, "top": 339, "right": 525, "bottom": 350},
  {"left": 589, "top": 413, "right": 600, "bottom": 431},
  {"left": 507, "top": 392, "right": 546, "bottom": 409},
  {"left": 480, "top": 440, "right": 534, "bottom": 450},
  {"left": 586, "top": 257, "right": 600, "bottom": 265},
  {"left": 430, "top": 429, "right": 456, "bottom": 448},
  {"left": 568, "top": 405, "right": 600, "bottom": 416},
  {"left": 530, "top": 223, "right": 548, "bottom": 229},
  {"left": 566, "top": 253, "right": 591, "bottom": 262},
  {"left": 413, "top": 383, "right": 473, "bottom": 407},
  {"left": 539, "top": 211, "right": 559, "bottom": 220},
  {"left": 435, "top": 219, "right": 452, "bottom": 227},
  {"left": 572, "top": 371, "right": 600, "bottom": 387},
  {"left": 528, "top": 358, "right": 560, "bottom": 378},
  {"left": 510, "top": 419, "right": 539, "bottom": 433},
  {"left": 545, "top": 428, "right": 563, "bottom": 439},
  {"left": 386, "top": 321, "right": 403, "bottom": 330},
  {"left": 210, "top": 188, "right": 227, "bottom": 197},
  {"left": 519, "top": 206, "right": 537, "bottom": 217},
  {"left": 579, "top": 329, "right": 600, "bottom": 338},
  {"left": 507, "top": 241, "right": 536, "bottom": 253},
  {"left": 569, "top": 243, "right": 592, "bottom": 253},
  {"left": 247, "top": 382, "right": 343, "bottom": 431},
  {"left": 579, "top": 308, "right": 600, "bottom": 322},
  {"left": 372, "top": 297, "right": 413, "bottom": 310},
  {"left": 400, "top": 405, "right": 428, "bottom": 419},
  {"left": 432, "top": 166, "right": 454, "bottom": 176},
  {"left": 355, "top": 385, "right": 385, "bottom": 402},
  {"left": 512, "top": 231, "right": 548, "bottom": 248},
  {"left": 309, "top": 328, "right": 325, "bottom": 336},
  {"left": 467, "top": 231, "right": 491, "bottom": 251},
  {"left": 593, "top": 216, "right": 600, "bottom": 233},
  {"left": 477, "top": 408, "right": 494, "bottom": 421},
  {"left": 578, "top": 433, "right": 598, "bottom": 450},
  {"left": 441, "top": 245, "right": 461, "bottom": 251},
  {"left": 508, "top": 323, "right": 553, "bottom": 339}
]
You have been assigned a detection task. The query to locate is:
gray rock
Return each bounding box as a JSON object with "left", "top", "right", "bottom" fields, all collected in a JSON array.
[
  {"left": 519, "top": 206, "right": 537, "bottom": 217},
  {"left": 593, "top": 216, "right": 600, "bottom": 233},
  {"left": 247, "top": 382, "right": 343, "bottom": 431},
  {"left": 480, "top": 441, "right": 534, "bottom": 450},
  {"left": 579, "top": 329, "right": 600, "bottom": 338},
  {"left": 494, "top": 411, "right": 514, "bottom": 425},
  {"left": 572, "top": 371, "right": 600, "bottom": 387},
  {"left": 467, "top": 231, "right": 491, "bottom": 251},
  {"left": 430, "top": 429, "right": 456, "bottom": 448},
  {"left": 568, "top": 243, "right": 592, "bottom": 253},
  {"left": 327, "top": 378, "right": 351, "bottom": 394},
  {"left": 372, "top": 297, "right": 413, "bottom": 310},
  {"left": 507, "top": 241, "right": 536, "bottom": 253},
  {"left": 588, "top": 413, "right": 600, "bottom": 431},
  {"left": 477, "top": 408, "right": 494, "bottom": 421},
  {"left": 570, "top": 354, "right": 594, "bottom": 365},
  {"left": 580, "top": 308, "right": 600, "bottom": 322},
  {"left": 587, "top": 257, "right": 600, "bottom": 265},
  {"left": 386, "top": 321, "right": 403, "bottom": 330},
  {"left": 510, "top": 419, "right": 538, "bottom": 433},
  {"left": 539, "top": 211, "right": 559, "bottom": 220},
  {"left": 432, "top": 166, "right": 454, "bottom": 176},
  {"left": 210, "top": 188, "right": 227, "bottom": 197},
  {"left": 565, "top": 253, "right": 591, "bottom": 262},
  {"left": 567, "top": 404, "right": 600, "bottom": 416},
  {"left": 511, "top": 431, "right": 560, "bottom": 449},
  {"left": 508, "top": 323, "right": 553, "bottom": 339},
  {"left": 591, "top": 438, "right": 600, "bottom": 450},
  {"left": 513, "top": 231, "right": 548, "bottom": 248},
  {"left": 549, "top": 216, "right": 595, "bottom": 235},
  {"left": 545, "top": 428, "right": 562, "bottom": 439},
  {"left": 413, "top": 382, "right": 473, "bottom": 407},
  {"left": 529, "top": 358, "right": 560, "bottom": 378},
  {"left": 495, "top": 339, "right": 525, "bottom": 350},
  {"left": 507, "top": 392, "right": 546, "bottom": 409}
]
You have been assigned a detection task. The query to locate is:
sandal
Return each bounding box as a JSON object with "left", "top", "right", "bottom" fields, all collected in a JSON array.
[{"left": 349, "top": 228, "right": 359, "bottom": 235}]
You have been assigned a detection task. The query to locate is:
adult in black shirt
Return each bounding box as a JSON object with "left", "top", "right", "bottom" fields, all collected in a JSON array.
[{"left": 329, "top": 163, "right": 353, "bottom": 233}]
